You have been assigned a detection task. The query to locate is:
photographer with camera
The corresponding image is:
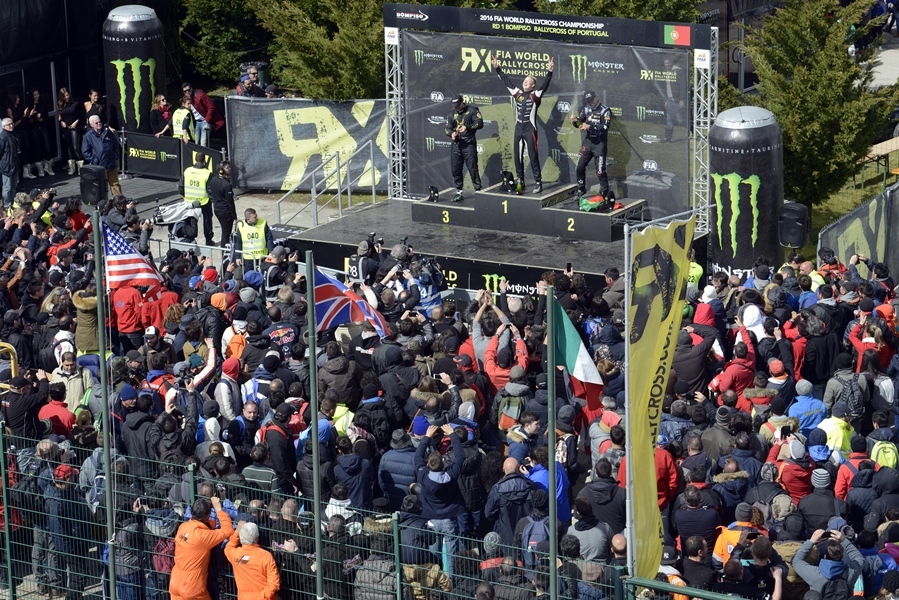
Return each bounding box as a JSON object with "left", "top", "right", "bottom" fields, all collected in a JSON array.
[
  {"left": 371, "top": 264, "right": 420, "bottom": 324},
  {"left": 119, "top": 213, "right": 153, "bottom": 258},
  {"left": 104, "top": 195, "right": 137, "bottom": 232},
  {"left": 848, "top": 252, "right": 896, "bottom": 304},
  {"left": 347, "top": 232, "right": 383, "bottom": 286}
]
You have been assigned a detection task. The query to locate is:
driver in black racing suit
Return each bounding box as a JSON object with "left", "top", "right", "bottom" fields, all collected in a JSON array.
[
  {"left": 570, "top": 90, "right": 611, "bottom": 197},
  {"left": 493, "top": 55, "right": 554, "bottom": 194}
]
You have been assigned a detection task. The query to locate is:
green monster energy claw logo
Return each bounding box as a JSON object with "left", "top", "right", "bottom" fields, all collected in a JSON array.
[
  {"left": 482, "top": 273, "right": 506, "bottom": 296},
  {"left": 711, "top": 172, "right": 761, "bottom": 259},
  {"left": 425, "top": 137, "right": 435, "bottom": 152},
  {"left": 570, "top": 54, "right": 588, "bottom": 83},
  {"left": 110, "top": 57, "right": 156, "bottom": 130},
  {"left": 636, "top": 106, "right": 647, "bottom": 121},
  {"left": 550, "top": 149, "right": 561, "bottom": 164},
  {"left": 414, "top": 50, "right": 425, "bottom": 66}
]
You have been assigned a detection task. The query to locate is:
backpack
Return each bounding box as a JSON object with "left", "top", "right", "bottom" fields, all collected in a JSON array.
[
  {"left": 872, "top": 440, "right": 899, "bottom": 469},
  {"left": 751, "top": 486, "right": 786, "bottom": 531},
  {"left": 879, "top": 280, "right": 897, "bottom": 303},
  {"left": 521, "top": 515, "right": 551, "bottom": 570},
  {"left": 37, "top": 339, "right": 65, "bottom": 372},
  {"left": 152, "top": 537, "right": 176, "bottom": 574},
  {"left": 11, "top": 465, "right": 46, "bottom": 527},
  {"left": 226, "top": 329, "right": 246, "bottom": 359},
  {"left": 871, "top": 375, "right": 895, "bottom": 413},
  {"left": 555, "top": 433, "right": 572, "bottom": 467},
  {"left": 821, "top": 573, "right": 852, "bottom": 600},
  {"left": 86, "top": 454, "right": 108, "bottom": 515},
  {"left": 258, "top": 423, "right": 287, "bottom": 445},
  {"left": 833, "top": 373, "right": 864, "bottom": 417},
  {"left": 140, "top": 376, "right": 174, "bottom": 416},
  {"left": 498, "top": 392, "right": 528, "bottom": 431},
  {"left": 356, "top": 401, "right": 391, "bottom": 450}
]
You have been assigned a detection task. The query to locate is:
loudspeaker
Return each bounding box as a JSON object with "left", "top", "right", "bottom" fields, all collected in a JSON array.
[
  {"left": 778, "top": 202, "right": 810, "bottom": 247},
  {"left": 80, "top": 164, "right": 108, "bottom": 206}
]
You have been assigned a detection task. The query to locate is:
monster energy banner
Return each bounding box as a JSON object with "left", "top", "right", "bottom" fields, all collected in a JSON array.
[
  {"left": 708, "top": 106, "right": 783, "bottom": 279},
  {"left": 403, "top": 31, "right": 691, "bottom": 202},
  {"left": 102, "top": 6, "right": 166, "bottom": 133},
  {"left": 818, "top": 186, "right": 899, "bottom": 274},
  {"left": 226, "top": 97, "right": 389, "bottom": 192},
  {"left": 125, "top": 132, "right": 181, "bottom": 180}
]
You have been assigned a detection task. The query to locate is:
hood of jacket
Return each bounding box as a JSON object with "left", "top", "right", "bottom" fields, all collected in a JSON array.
[
  {"left": 502, "top": 381, "right": 531, "bottom": 397},
  {"left": 598, "top": 324, "right": 624, "bottom": 345},
  {"left": 809, "top": 445, "right": 832, "bottom": 463},
  {"left": 72, "top": 291, "right": 98, "bottom": 311},
  {"left": 818, "top": 558, "right": 846, "bottom": 579},
  {"left": 744, "top": 387, "right": 777, "bottom": 401},
  {"left": 587, "top": 477, "right": 622, "bottom": 502},
  {"left": 693, "top": 303, "right": 716, "bottom": 327},
  {"left": 851, "top": 468, "right": 874, "bottom": 489},
  {"left": 496, "top": 473, "right": 534, "bottom": 502},
  {"left": 869, "top": 428, "right": 895, "bottom": 442},
  {"left": 885, "top": 543, "right": 899, "bottom": 562},
  {"left": 246, "top": 333, "right": 271, "bottom": 349},
  {"left": 323, "top": 356, "right": 350, "bottom": 375},
  {"left": 712, "top": 470, "right": 749, "bottom": 484},
  {"left": 124, "top": 410, "right": 154, "bottom": 431},
  {"left": 337, "top": 454, "right": 363, "bottom": 476}
]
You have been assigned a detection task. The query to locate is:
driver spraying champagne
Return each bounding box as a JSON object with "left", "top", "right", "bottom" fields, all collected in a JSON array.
[{"left": 493, "top": 55, "right": 554, "bottom": 195}]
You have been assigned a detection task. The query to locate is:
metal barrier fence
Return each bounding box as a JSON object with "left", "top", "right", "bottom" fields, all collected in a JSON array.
[{"left": 0, "top": 428, "right": 635, "bottom": 600}]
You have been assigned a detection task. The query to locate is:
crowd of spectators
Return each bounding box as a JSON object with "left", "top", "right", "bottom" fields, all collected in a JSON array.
[{"left": 3, "top": 186, "right": 899, "bottom": 600}]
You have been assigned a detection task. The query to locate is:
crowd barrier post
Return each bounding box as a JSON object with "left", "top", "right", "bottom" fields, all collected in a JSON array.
[
  {"left": 306, "top": 250, "right": 325, "bottom": 599},
  {"left": 392, "top": 512, "right": 403, "bottom": 600},
  {"left": 0, "top": 424, "right": 15, "bottom": 600},
  {"left": 188, "top": 463, "right": 197, "bottom": 505}
]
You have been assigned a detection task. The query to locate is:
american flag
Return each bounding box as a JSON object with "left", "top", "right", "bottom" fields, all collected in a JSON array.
[
  {"left": 313, "top": 266, "right": 388, "bottom": 336},
  {"left": 102, "top": 222, "right": 164, "bottom": 290}
]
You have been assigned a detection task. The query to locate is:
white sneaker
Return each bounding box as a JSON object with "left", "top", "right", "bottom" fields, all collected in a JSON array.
[{"left": 22, "top": 167, "right": 35, "bottom": 179}]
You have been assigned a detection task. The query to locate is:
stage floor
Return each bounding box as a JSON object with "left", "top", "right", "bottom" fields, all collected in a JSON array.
[{"left": 277, "top": 199, "right": 627, "bottom": 291}]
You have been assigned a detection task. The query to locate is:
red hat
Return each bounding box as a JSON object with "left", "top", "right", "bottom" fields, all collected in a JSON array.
[
  {"left": 768, "top": 359, "right": 785, "bottom": 376},
  {"left": 54, "top": 464, "right": 78, "bottom": 481},
  {"left": 203, "top": 267, "right": 218, "bottom": 283}
]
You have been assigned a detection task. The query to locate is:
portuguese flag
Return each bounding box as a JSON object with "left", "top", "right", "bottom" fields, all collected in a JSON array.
[
  {"left": 664, "top": 24, "right": 691, "bottom": 46},
  {"left": 553, "top": 300, "right": 603, "bottom": 411}
]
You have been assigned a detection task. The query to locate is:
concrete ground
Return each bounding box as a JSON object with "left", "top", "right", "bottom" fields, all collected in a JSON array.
[{"left": 871, "top": 28, "right": 899, "bottom": 89}]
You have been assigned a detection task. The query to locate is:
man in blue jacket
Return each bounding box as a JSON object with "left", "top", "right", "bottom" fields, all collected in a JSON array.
[
  {"left": 81, "top": 115, "right": 122, "bottom": 197},
  {"left": 415, "top": 423, "right": 465, "bottom": 577},
  {"left": 378, "top": 429, "right": 418, "bottom": 511}
]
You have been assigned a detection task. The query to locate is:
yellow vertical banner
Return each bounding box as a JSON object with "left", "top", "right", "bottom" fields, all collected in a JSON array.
[{"left": 626, "top": 217, "right": 696, "bottom": 579}]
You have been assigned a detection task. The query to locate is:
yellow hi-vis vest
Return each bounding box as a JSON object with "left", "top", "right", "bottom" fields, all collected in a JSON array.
[
  {"left": 171, "top": 107, "right": 193, "bottom": 140},
  {"left": 237, "top": 219, "right": 268, "bottom": 259},
  {"left": 183, "top": 166, "right": 211, "bottom": 206}
]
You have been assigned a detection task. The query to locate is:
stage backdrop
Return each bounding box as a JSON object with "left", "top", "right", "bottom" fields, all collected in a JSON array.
[
  {"left": 818, "top": 184, "right": 899, "bottom": 275},
  {"left": 226, "top": 97, "right": 389, "bottom": 192},
  {"left": 403, "top": 31, "right": 691, "bottom": 210}
]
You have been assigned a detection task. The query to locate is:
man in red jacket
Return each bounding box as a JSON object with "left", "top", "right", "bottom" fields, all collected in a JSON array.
[
  {"left": 711, "top": 316, "right": 756, "bottom": 413},
  {"left": 617, "top": 438, "right": 681, "bottom": 512},
  {"left": 113, "top": 285, "right": 143, "bottom": 353},
  {"left": 834, "top": 435, "right": 877, "bottom": 500},
  {"left": 182, "top": 82, "right": 224, "bottom": 147}
]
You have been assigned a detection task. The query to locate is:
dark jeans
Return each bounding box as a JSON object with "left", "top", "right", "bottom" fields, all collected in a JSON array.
[
  {"left": 201, "top": 201, "right": 214, "bottom": 246},
  {"left": 60, "top": 127, "right": 82, "bottom": 161},
  {"left": 215, "top": 211, "right": 235, "bottom": 248}
]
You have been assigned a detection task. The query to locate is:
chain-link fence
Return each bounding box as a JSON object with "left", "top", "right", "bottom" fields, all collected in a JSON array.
[{"left": 0, "top": 428, "right": 635, "bottom": 600}]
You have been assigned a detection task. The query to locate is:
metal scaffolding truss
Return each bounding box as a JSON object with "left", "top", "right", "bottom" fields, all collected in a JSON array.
[
  {"left": 692, "top": 27, "right": 719, "bottom": 235},
  {"left": 386, "top": 37, "right": 405, "bottom": 200}
]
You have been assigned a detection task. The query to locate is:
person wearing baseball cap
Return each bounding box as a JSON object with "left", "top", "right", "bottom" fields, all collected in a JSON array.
[
  {"left": 570, "top": 89, "right": 612, "bottom": 198},
  {"left": 444, "top": 93, "right": 483, "bottom": 203},
  {"left": 5, "top": 369, "right": 50, "bottom": 440}
]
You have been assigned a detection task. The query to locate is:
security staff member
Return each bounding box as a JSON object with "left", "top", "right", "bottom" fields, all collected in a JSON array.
[
  {"left": 180, "top": 152, "right": 214, "bottom": 246},
  {"left": 571, "top": 91, "right": 611, "bottom": 197},
  {"left": 171, "top": 95, "right": 194, "bottom": 144},
  {"left": 210, "top": 160, "right": 236, "bottom": 248},
  {"left": 234, "top": 208, "right": 274, "bottom": 270},
  {"left": 493, "top": 55, "right": 554, "bottom": 195},
  {"left": 445, "top": 94, "right": 483, "bottom": 203}
]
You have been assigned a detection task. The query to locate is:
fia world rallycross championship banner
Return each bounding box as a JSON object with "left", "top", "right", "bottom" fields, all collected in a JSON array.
[
  {"left": 125, "top": 132, "right": 182, "bottom": 180},
  {"left": 626, "top": 217, "right": 695, "bottom": 579},
  {"left": 403, "top": 31, "right": 691, "bottom": 202},
  {"left": 226, "top": 98, "right": 389, "bottom": 192}
]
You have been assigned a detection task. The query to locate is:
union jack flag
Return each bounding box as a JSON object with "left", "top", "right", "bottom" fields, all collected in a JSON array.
[
  {"left": 313, "top": 266, "right": 388, "bottom": 336},
  {"left": 102, "top": 222, "right": 163, "bottom": 290}
]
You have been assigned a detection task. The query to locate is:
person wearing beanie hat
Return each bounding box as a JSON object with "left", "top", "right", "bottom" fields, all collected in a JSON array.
[
  {"left": 818, "top": 398, "right": 857, "bottom": 456},
  {"left": 797, "top": 468, "right": 848, "bottom": 532},
  {"left": 700, "top": 406, "right": 736, "bottom": 463},
  {"left": 787, "top": 380, "right": 827, "bottom": 438},
  {"left": 766, "top": 430, "right": 815, "bottom": 505}
]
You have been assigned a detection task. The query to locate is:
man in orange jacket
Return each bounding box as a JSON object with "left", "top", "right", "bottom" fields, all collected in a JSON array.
[
  {"left": 225, "top": 521, "right": 280, "bottom": 600},
  {"left": 170, "top": 496, "right": 234, "bottom": 600}
]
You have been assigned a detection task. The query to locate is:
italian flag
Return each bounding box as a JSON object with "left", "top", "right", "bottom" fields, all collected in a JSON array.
[{"left": 553, "top": 300, "right": 604, "bottom": 413}]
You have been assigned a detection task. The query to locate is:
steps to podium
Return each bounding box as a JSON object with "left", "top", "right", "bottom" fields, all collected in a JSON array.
[{"left": 410, "top": 182, "right": 645, "bottom": 242}]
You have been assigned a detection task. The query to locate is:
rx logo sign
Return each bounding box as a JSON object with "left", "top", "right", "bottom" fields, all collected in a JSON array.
[{"left": 460, "top": 48, "right": 493, "bottom": 73}]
